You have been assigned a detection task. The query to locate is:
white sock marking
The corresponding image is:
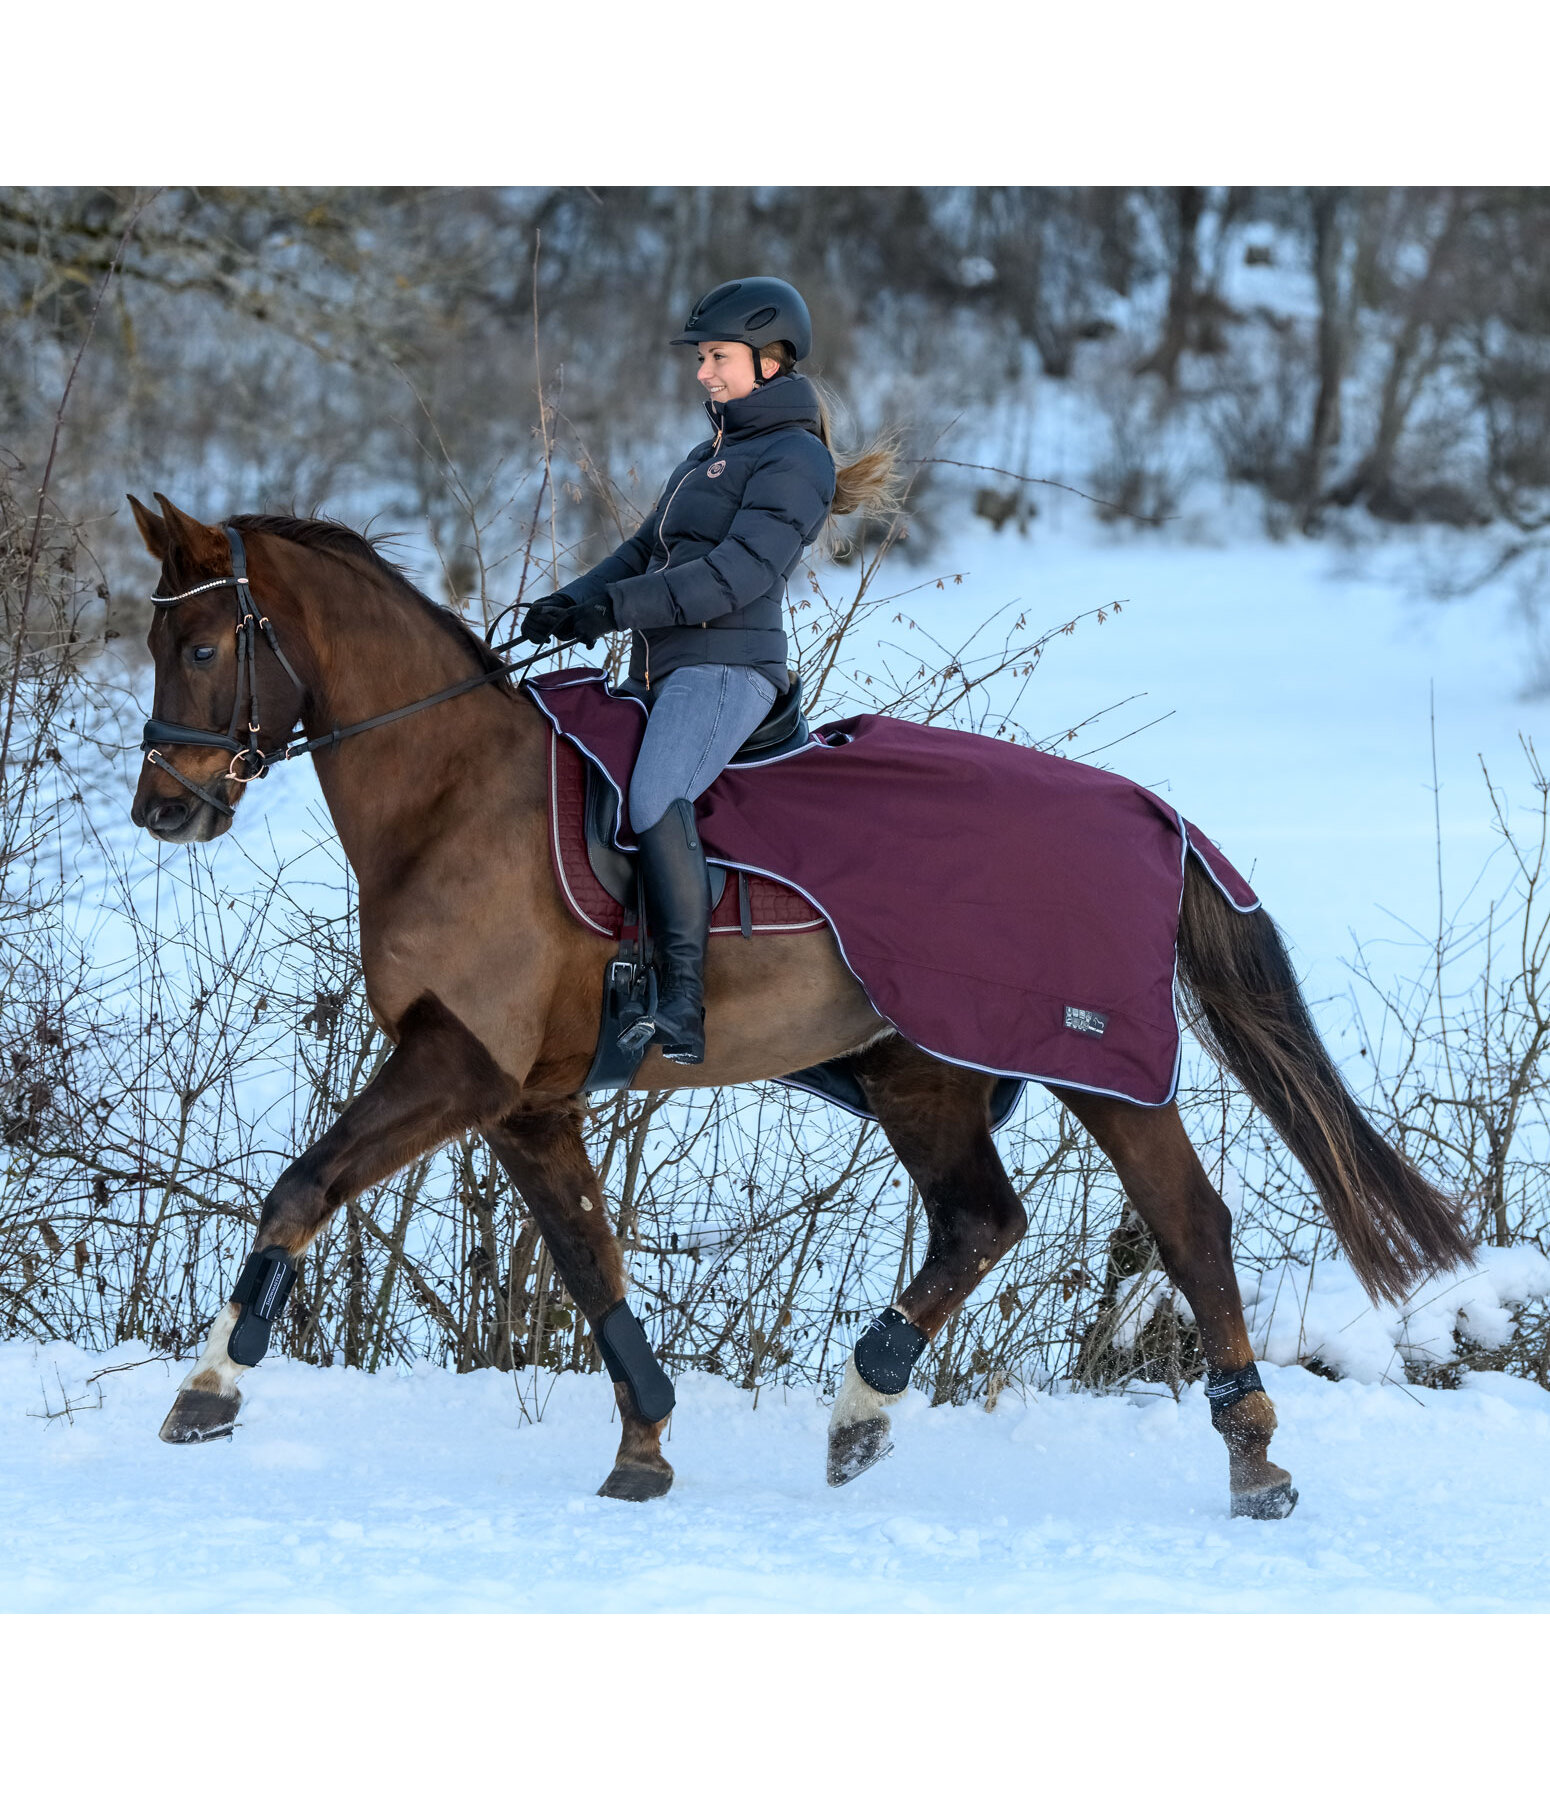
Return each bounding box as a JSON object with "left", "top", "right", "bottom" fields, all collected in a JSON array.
[
  {"left": 181, "top": 1301, "right": 245, "bottom": 1398},
  {"left": 828, "top": 1352, "right": 902, "bottom": 1434}
]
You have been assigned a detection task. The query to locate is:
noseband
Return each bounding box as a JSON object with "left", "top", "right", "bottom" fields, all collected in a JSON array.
[{"left": 142, "top": 525, "right": 551, "bottom": 816}]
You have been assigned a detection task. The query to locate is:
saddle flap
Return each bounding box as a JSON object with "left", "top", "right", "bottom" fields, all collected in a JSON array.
[
  {"left": 584, "top": 761, "right": 725, "bottom": 910},
  {"left": 583, "top": 763, "right": 636, "bottom": 905}
]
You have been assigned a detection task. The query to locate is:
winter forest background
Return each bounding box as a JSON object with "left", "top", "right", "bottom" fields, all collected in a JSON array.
[{"left": 5, "top": 184, "right": 1550, "bottom": 1410}]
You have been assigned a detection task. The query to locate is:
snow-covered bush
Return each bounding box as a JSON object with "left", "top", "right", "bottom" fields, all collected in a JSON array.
[{"left": 1242, "top": 1245, "right": 1550, "bottom": 1386}]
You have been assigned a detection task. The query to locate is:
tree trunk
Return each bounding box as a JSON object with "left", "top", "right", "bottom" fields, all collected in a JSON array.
[
  {"left": 344, "top": 1202, "right": 365, "bottom": 1368},
  {"left": 1326, "top": 191, "right": 1465, "bottom": 514},
  {"left": 1136, "top": 186, "right": 1205, "bottom": 390},
  {"left": 1303, "top": 188, "right": 1355, "bottom": 528}
]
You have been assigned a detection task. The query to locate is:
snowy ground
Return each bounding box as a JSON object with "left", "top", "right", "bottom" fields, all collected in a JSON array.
[{"left": 5, "top": 1340, "right": 1547, "bottom": 1613}]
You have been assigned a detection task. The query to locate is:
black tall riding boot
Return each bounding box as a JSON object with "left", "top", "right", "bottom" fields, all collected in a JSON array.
[{"left": 636, "top": 797, "right": 710, "bottom": 1064}]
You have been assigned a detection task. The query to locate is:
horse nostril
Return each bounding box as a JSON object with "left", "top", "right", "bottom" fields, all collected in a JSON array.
[{"left": 146, "top": 798, "right": 190, "bottom": 834}]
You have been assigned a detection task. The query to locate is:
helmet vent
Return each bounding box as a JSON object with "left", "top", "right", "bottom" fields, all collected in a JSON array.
[
  {"left": 695, "top": 282, "right": 743, "bottom": 317},
  {"left": 743, "top": 306, "right": 778, "bottom": 332}
]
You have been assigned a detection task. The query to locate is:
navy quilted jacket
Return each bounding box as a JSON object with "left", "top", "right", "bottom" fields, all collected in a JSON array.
[{"left": 553, "top": 374, "right": 835, "bottom": 694}]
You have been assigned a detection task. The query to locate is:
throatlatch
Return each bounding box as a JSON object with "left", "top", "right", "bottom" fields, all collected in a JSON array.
[
  {"left": 853, "top": 1305, "right": 929, "bottom": 1395},
  {"left": 227, "top": 1246, "right": 299, "bottom": 1367},
  {"left": 596, "top": 1300, "right": 677, "bottom": 1423},
  {"left": 1204, "top": 1361, "right": 1265, "bottom": 1420}
]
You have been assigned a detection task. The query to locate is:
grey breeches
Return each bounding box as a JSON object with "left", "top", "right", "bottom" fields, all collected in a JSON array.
[{"left": 628, "top": 664, "right": 778, "bottom": 833}]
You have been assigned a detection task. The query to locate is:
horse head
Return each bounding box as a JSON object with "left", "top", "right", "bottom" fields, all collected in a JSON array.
[{"left": 127, "top": 493, "right": 305, "bottom": 844}]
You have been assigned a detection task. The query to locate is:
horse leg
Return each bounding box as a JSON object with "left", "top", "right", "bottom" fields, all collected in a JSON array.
[
  {"left": 160, "top": 994, "right": 516, "bottom": 1443},
  {"left": 1052, "top": 1087, "right": 1297, "bottom": 1519},
  {"left": 484, "top": 1107, "right": 675, "bottom": 1502},
  {"left": 826, "top": 1037, "right": 1027, "bottom": 1485}
]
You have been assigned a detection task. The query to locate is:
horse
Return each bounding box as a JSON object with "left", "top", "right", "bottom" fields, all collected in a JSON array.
[{"left": 126, "top": 493, "right": 1471, "bottom": 1515}]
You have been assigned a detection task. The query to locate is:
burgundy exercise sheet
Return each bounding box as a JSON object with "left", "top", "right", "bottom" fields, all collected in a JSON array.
[{"left": 525, "top": 668, "right": 1259, "bottom": 1108}]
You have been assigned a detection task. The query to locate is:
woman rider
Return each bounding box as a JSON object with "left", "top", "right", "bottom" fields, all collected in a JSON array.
[{"left": 520, "top": 276, "right": 895, "bottom": 1067}]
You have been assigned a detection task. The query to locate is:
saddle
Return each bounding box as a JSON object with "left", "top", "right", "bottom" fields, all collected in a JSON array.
[
  {"left": 550, "top": 675, "right": 824, "bottom": 940},
  {"left": 545, "top": 675, "right": 824, "bottom": 1092},
  {"left": 584, "top": 674, "right": 810, "bottom": 914}
]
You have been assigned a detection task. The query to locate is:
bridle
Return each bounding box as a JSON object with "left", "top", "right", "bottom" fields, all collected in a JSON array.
[{"left": 141, "top": 525, "right": 557, "bottom": 816}]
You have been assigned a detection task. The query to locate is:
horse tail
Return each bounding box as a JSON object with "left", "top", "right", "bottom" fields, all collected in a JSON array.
[{"left": 1174, "top": 857, "right": 1473, "bottom": 1305}]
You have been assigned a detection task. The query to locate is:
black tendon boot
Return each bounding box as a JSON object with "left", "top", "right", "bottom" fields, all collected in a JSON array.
[{"left": 636, "top": 797, "right": 710, "bottom": 1064}]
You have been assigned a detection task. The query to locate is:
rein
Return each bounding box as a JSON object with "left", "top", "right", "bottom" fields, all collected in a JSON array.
[{"left": 142, "top": 525, "right": 561, "bottom": 815}]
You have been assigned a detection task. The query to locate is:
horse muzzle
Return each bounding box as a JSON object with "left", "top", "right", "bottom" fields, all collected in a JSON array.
[{"left": 131, "top": 763, "right": 235, "bottom": 842}]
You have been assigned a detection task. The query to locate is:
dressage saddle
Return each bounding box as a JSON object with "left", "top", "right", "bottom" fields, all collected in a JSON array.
[{"left": 584, "top": 673, "right": 810, "bottom": 909}]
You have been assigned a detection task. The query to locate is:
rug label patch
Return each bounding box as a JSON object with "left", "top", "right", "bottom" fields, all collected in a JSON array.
[{"left": 1064, "top": 1005, "right": 1108, "bottom": 1038}]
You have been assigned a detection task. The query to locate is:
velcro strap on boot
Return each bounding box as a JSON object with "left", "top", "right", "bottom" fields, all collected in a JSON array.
[
  {"left": 853, "top": 1306, "right": 929, "bottom": 1396},
  {"left": 1204, "top": 1361, "right": 1265, "bottom": 1420},
  {"left": 597, "top": 1300, "right": 676, "bottom": 1423},
  {"left": 227, "top": 1246, "right": 298, "bottom": 1368}
]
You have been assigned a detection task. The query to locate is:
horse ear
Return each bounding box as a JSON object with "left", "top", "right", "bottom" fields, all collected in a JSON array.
[
  {"left": 152, "top": 492, "right": 226, "bottom": 567},
  {"left": 127, "top": 493, "right": 169, "bottom": 561}
]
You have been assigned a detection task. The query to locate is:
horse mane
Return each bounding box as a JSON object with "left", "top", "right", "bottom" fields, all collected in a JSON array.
[{"left": 224, "top": 513, "right": 507, "bottom": 679}]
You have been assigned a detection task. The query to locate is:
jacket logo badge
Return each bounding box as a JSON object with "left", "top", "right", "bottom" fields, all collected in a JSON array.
[
  {"left": 706, "top": 460, "right": 726, "bottom": 478},
  {"left": 1064, "top": 1005, "right": 1107, "bottom": 1037}
]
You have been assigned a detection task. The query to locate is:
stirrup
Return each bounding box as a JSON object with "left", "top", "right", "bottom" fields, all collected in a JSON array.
[{"left": 652, "top": 990, "right": 704, "bottom": 1064}]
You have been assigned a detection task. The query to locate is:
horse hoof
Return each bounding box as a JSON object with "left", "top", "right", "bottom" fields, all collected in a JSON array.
[
  {"left": 597, "top": 1461, "right": 674, "bottom": 1502},
  {"left": 1231, "top": 1480, "right": 1299, "bottom": 1520},
  {"left": 159, "top": 1387, "right": 241, "bottom": 1443},
  {"left": 827, "top": 1418, "right": 894, "bottom": 1487}
]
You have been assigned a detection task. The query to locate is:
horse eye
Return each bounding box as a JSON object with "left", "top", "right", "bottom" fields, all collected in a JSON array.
[{"left": 192, "top": 646, "right": 215, "bottom": 664}]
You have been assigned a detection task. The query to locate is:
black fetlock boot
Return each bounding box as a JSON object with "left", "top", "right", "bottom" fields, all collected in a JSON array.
[{"left": 636, "top": 797, "right": 710, "bottom": 1064}]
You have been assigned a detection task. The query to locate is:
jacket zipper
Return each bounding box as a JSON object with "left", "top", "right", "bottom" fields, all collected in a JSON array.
[{"left": 645, "top": 416, "right": 724, "bottom": 688}]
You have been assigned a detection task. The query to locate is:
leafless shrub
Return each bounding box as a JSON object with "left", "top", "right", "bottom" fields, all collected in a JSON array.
[
  {"left": 1206, "top": 322, "right": 1319, "bottom": 532},
  {"left": 1085, "top": 345, "right": 1192, "bottom": 529}
]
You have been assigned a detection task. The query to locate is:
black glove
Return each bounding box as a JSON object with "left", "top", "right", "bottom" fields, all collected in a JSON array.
[
  {"left": 519, "top": 596, "right": 574, "bottom": 645},
  {"left": 557, "top": 595, "right": 617, "bottom": 649}
]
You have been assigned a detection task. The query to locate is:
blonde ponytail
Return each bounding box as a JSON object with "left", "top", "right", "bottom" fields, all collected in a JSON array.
[{"left": 761, "top": 345, "right": 906, "bottom": 525}]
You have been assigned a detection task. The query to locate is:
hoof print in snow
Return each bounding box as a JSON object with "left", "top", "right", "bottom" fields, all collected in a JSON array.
[
  {"left": 827, "top": 1418, "right": 894, "bottom": 1487},
  {"left": 159, "top": 1389, "right": 241, "bottom": 1444},
  {"left": 1231, "top": 1480, "right": 1299, "bottom": 1520},
  {"left": 597, "top": 1462, "right": 674, "bottom": 1502}
]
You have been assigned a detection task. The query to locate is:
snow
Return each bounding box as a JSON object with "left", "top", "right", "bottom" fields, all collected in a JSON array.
[
  {"left": 1108, "top": 1268, "right": 1193, "bottom": 1350},
  {"left": 1242, "top": 1245, "right": 1550, "bottom": 1384},
  {"left": 5, "top": 1340, "right": 1548, "bottom": 1613}
]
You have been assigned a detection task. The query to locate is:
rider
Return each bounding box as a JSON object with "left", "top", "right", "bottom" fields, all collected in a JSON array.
[{"left": 522, "top": 277, "right": 897, "bottom": 1067}]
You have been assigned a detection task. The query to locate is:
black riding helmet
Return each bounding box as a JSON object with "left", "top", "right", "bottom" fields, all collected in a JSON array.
[{"left": 670, "top": 277, "right": 813, "bottom": 373}]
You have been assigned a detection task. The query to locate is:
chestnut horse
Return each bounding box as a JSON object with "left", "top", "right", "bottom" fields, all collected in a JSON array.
[{"left": 127, "top": 495, "right": 1470, "bottom": 1515}]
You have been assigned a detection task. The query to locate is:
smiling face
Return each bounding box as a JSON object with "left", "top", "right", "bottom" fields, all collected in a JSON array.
[{"left": 695, "top": 340, "right": 782, "bottom": 403}]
